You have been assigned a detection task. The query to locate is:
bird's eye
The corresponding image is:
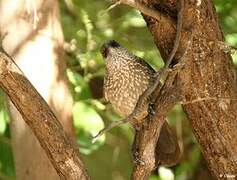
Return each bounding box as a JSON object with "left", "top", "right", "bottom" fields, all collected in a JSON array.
[{"left": 101, "top": 46, "right": 109, "bottom": 58}]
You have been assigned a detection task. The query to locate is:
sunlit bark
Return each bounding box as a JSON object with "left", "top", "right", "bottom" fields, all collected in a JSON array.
[{"left": 0, "top": 0, "right": 75, "bottom": 179}]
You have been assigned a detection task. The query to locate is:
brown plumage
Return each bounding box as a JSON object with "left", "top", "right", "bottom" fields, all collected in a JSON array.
[
  {"left": 101, "top": 40, "right": 181, "bottom": 166},
  {"left": 101, "top": 40, "right": 155, "bottom": 117}
]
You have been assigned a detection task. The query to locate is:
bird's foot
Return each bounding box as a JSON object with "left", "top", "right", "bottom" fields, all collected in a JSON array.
[
  {"left": 133, "top": 151, "right": 145, "bottom": 165},
  {"left": 148, "top": 103, "right": 156, "bottom": 116}
]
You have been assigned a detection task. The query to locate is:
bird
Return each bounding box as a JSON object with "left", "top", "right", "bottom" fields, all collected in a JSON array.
[
  {"left": 100, "top": 40, "right": 181, "bottom": 166},
  {"left": 101, "top": 40, "right": 156, "bottom": 117}
]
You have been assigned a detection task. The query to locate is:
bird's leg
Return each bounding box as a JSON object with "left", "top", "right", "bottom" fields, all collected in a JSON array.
[
  {"left": 92, "top": 101, "right": 149, "bottom": 143},
  {"left": 148, "top": 102, "right": 156, "bottom": 116},
  {"left": 92, "top": 117, "right": 131, "bottom": 143},
  {"left": 133, "top": 151, "right": 145, "bottom": 165}
]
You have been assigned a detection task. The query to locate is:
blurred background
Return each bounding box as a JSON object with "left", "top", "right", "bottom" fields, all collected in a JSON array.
[{"left": 0, "top": 0, "right": 237, "bottom": 179}]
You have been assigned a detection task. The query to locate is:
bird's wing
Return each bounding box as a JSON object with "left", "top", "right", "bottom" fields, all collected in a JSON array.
[{"left": 136, "top": 56, "right": 156, "bottom": 74}]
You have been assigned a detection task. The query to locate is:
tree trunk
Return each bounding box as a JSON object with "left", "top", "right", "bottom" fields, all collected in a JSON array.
[
  {"left": 0, "top": 0, "right": 75, "bottom": 179},
  {"left": 142, "top": 0, "right": 237, "bottom": 178}
]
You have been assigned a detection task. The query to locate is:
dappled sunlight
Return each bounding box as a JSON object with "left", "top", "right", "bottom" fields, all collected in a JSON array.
[
  {"left": 0, "top": 0, "right": 74, "bottom": 179},
  {"left": 15, "top": 35, "right": 56, "bottom": 100},
  {"left": 0, "top": 0, "right": 237, "bottom": 179}
]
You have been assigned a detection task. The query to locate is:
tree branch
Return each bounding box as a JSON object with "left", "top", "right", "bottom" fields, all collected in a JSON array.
[
  {"left": 0, "top": 49, "right": 89, "bottom": 180},
  {"left": 94, "top": 2, "right": 187, "bottom": 179},
  {"left": 131, "top": 71, "right": 182, "bottom": 179},
  {"left": 142, "top": 0, "right": 237, "bottom": 179},
  {"left": 105, "top": 0, "right": 175, "bottom": 25},
  {"left": 130, "top": 0, "right": 188, "bottom": 178}
]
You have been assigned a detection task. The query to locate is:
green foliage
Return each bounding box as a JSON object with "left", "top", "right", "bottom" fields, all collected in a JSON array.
[
  {"left": 61, "top": 0, "right": 159, "bottom": 159},
  {"left": 215, "top": 0, "right": 237, "bottom": 34},
  {"left": 0, "top": 92, "right": 9, "bottom": 135},
  {"left": 174, "top": 146, "right": 201, "bottom": 179},
  {"left": 0, "top": 90, "right": 15, "bottom": 180},
  {"left": 67, "top": 69, "right": 92, "bottom": 100},
  {"left": 0, "top": 0, "right": 237, "bottom": 179},
  {"left": 214, "top": 0, "right": 237, "bottom": 63},
  {"left": 0, "top": 140, "right": 15, "bottom": 179},
  {"left": 73, "top": 101, "right": 105, "bottom": 155},
  {"left": 60, "top": 0, "right": 237, "bottom": 179}
]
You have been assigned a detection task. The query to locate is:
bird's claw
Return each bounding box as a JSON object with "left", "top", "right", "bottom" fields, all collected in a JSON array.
[
  {"left": 133, "top": 151, "right": 145, "bottom": 165},
  {"left": 148, "top": 103, "right": 155, "bottom": 116}
]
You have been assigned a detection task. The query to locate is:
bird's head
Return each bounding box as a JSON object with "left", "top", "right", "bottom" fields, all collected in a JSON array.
[
  {"left": 100, "top": 40, "right": 127, "bottom": 60},
  {"left": 100, "top": 40, "right": 136, "bottom": 72}
]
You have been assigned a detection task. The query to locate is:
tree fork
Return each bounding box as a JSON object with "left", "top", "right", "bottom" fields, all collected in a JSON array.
[{"left": 142, "top": 0, "right": 237, "bottom": 179}]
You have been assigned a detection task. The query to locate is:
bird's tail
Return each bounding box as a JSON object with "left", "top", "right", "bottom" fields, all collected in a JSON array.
[{"left": 155, "top": 120, "right": 182, "bottom": 167}]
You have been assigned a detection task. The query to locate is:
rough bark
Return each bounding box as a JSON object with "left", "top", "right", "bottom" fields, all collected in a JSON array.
[
  {"left": 0, "top": 0, "right": 75, "bottom": 179},
  {"left": 142, "top": 0, "right": 237, "bottom": 179},
  {"left": 0, "top": 50, "right": 89, "bottom": 179},
  {"left": 131, "top": 72, "right": 182, "bottom": 179}
]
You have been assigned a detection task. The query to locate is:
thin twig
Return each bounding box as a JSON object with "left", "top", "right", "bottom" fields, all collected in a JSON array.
[
  {"left": 131, "top": 1, "right": 188, "bottom": 178},
  {"left": 139, "top": 0, "right": 184, "bottom": 99},
  {"left": 100, "top": 1, "right": 121, "bottom": 16},
  {"left": 92, "top": 116, "right": 131, "bottom": 143},
  {"left": 103, "top": 0, "right": 172, "bottom": 23},
  {"left": 93, "top": 0, "right": 185, "bottom": 143},
  {"left": 131, "top": 76, "right": 181, "bottom": 179},
  {"left": 120, "top": 0, "right": 166, "bottom": 21}
]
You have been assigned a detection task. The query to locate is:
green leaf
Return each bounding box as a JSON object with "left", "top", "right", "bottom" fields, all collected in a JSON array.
[
  {"left": 67, "top": 69, "right": 92, "bottom": 100},
  {"left": 0, "top": 90, "right": 9, "bottom": 135},
  {"left": 73, "top": 101, "right": 105, "bottom": 154},
  {"left": 149, "top": 175, "right": 159, "bottom": 180},
  {"left": 122, "top": 10, "right": 146, "bottom": 28},
  {"left": 0, "top": 110, "right": 8, "bottom": 135},
  {"left": 0, "top": 141, "right": 15, "bottom": 178}
]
